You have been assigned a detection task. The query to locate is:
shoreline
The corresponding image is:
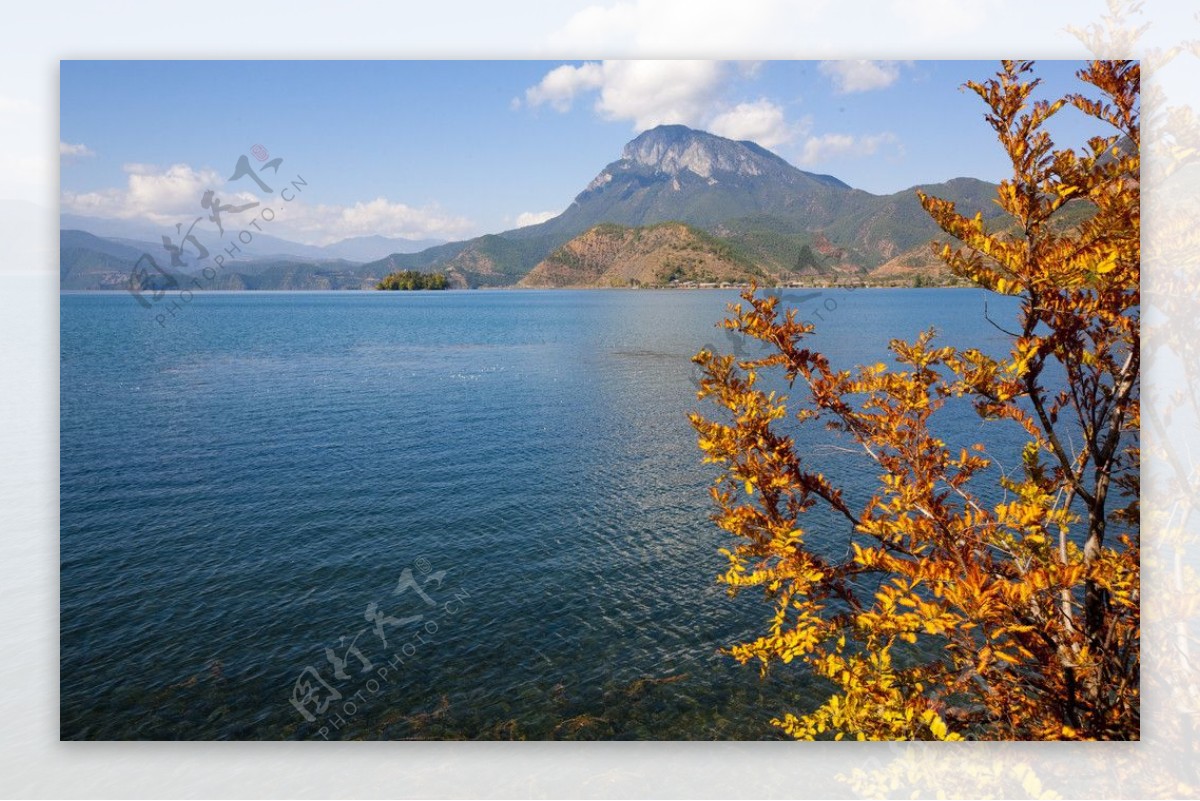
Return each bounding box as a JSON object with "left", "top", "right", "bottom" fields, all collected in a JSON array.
[{"left": 60, "top": 283, "right": 980, "bottom": 294}]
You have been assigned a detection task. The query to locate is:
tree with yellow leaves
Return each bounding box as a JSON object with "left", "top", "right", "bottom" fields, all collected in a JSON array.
[{"left": 689, "top": 60, "right": 1139, "bottom": 740}]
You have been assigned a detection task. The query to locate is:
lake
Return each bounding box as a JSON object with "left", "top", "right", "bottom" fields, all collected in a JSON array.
[{"left": 60, "top": 288, "right": 1022, "bottom": 740}]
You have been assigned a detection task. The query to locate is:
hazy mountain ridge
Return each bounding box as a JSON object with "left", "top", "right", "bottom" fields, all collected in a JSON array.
[
  {"left": 60, "top": 229, "right": 390, "bottom": 291},
  {"left": 60, "top": 214, "right": 444, "bottom": 263}
]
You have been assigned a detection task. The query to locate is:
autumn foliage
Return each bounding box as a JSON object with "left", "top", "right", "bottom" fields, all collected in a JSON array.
[{"left": 689, "top": 60, "right": 1139, "bottom": 740}]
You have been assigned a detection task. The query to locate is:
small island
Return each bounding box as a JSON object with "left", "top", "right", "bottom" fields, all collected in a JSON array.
[{"left": 376, "top": 270, "right": 449, "bottom": 290}]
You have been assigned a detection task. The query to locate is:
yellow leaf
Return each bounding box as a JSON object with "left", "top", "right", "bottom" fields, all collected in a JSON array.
[{"left": 930, "top": 715, "right": 948, "bottom": 739}]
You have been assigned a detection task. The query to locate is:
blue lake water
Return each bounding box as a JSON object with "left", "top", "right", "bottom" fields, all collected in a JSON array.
[{"left": 60, "top": 288, "right": 1022, "bottom": 740}]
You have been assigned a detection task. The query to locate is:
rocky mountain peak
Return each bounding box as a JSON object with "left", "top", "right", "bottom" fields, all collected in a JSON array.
[{"left": 618, "top": 124, "right": 778, "bottom": 179}]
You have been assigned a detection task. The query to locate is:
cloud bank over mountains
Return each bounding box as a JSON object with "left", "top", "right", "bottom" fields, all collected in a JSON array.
[{"left": 517, "top": 59, "right": 901, "bottom": 170}]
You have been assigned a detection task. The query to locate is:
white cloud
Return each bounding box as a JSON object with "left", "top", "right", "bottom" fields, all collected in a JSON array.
[
  {"left": 515, "top": 210, "right": 559, "bottom": 228},
  {"left": 521, "top": 62, "right": 604, "bottom": 111},
  {"left": 522, "top": 60, "right": 727, "bottom": 131},
  {"left": 61, "top": 162, "right": 472, "bottom": 243},
  {"left": 522, "top": 62, "right": 814, "bottom": 152},
  {"left": 61, "top": 162, "right": 259, "bottom": 225},
  {"left": 796, "top": 132, "right": 898, "bottom": 166},
  {"left": 818, "top": 60, "right": 906, "bottom": 94},
  {"left": 59, "top": 141, "right": 94, "bottom": 159},
  {"left": 120, "top": 162, "right": 158, "bottom": 175},
  {"left": 290, "top": 198, "right": 475, "bottom": 244},
  {"left": 707, "top": 100, "right": 804, "bottom": 149},
  {"left": 593, "top": 60, "right": 726, "bottom": 130}
]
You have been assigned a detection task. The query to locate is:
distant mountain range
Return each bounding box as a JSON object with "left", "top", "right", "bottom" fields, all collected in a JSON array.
[
  {"left": 60, "top": 213, "right": 444, "bottom": 262},
  {"left": 61, "top": 124, "right": 1014, "bottom": 291},
  {"left": 59, "top": 229, "right": 378, "bottom": 291}
]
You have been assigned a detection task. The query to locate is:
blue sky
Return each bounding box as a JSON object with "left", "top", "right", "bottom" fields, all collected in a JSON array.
[{"left": 60, "top": 59, "right": 1111, "bottom": 245}]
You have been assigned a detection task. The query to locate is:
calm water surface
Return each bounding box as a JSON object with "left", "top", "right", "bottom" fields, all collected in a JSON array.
[{"left": 60, "top": 288, "right": 1020, "bottom": 739}]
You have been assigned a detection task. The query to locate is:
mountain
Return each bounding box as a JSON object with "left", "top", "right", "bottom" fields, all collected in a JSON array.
[
  {"left": 204, "top": 259, "right": 380, "bottom": 290},
  {"left": 60, "top": 230, "right": 154, "bottom": 289},
  {"left": 362, "top": 125, "right": 874, "bottom": 284},
  {"left": 528, "top": 124, "right": 865, "bottom": 238},
  {"left": 363, "top": 125, "right": 1007, "bottom": 287},
  {"left": 519, "top": 222, "right": 765, "bottom": 288},
  {"left": 866, "top": 239, "right": 962, "bottom": 286},
  {"left": 861, "top": 178, "right": 1103, "bottom": 287}
]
